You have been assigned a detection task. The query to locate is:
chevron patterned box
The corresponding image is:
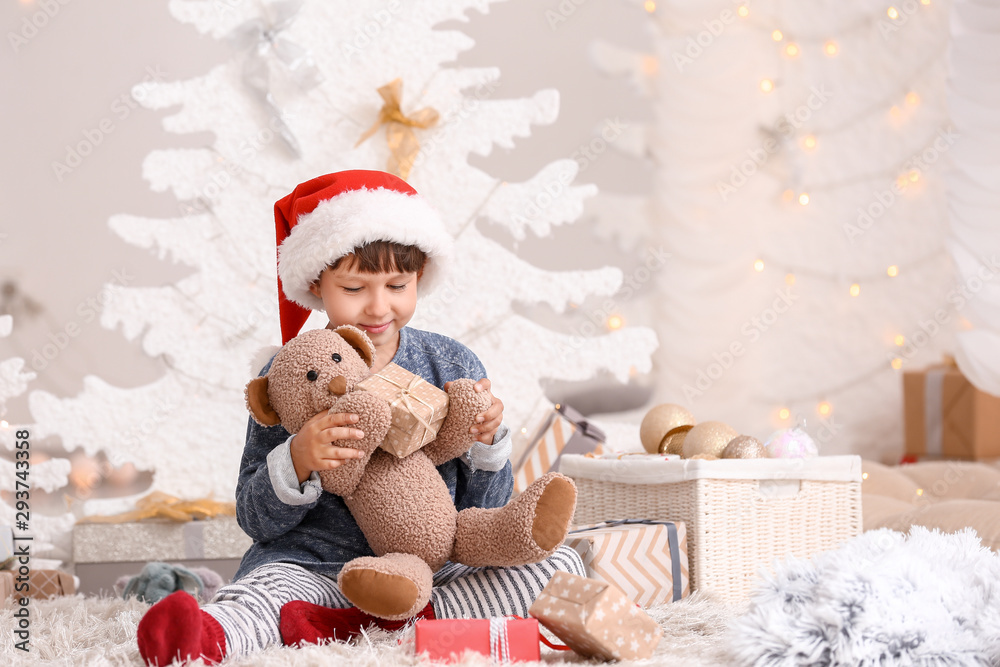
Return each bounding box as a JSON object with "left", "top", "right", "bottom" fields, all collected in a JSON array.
[
  {"left": 564, "top": 520, "right": 689, "bottom": 607},
  {"left": 512, "top": 403, "right": 604, "bottom": 494}
]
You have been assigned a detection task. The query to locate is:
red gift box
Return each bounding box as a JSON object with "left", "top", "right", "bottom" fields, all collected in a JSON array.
[{"left": 414, "top": 618, "right": 542, "bottom": 663}]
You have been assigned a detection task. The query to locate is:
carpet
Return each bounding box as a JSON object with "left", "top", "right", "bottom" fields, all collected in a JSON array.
[{"left": 1, "top": 591, "right": 739, "bottom": 666}]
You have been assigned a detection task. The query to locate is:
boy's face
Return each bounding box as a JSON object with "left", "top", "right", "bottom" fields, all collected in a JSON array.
[{"left": 308, "top": 258, "right": 420, "bottom": 351}]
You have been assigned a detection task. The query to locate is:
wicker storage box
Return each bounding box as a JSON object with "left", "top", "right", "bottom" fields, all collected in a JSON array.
[{"left": 559, "top": 454, "right": 863, "bottom": 602}]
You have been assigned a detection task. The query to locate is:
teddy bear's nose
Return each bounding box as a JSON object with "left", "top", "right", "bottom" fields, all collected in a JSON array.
[{"left": 328, "top": 376, "right": 348, "bottom": 396}]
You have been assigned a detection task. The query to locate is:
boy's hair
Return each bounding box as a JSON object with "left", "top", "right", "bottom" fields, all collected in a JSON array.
[{"left": 329, "top": 240, "right": 427, "bottom": 275}]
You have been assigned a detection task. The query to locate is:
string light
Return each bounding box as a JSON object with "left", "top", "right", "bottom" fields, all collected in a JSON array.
[
  {"left": 785, "top": 273, "right": 796, "bottom": 286},
  {"left": 738, "top": 5, "right": 749, "bottom": 17},
  {"left": 908, "top": 169, "right": 920, "bottom": 182},
  {"left": 824, "top": 40, "right": 839, "bottom": 56},
  {"left": 891, "top": 358, "right": 903, "bottom": 370},
  {"left": 778, "top": 408, "right": 791, "bottom": 420},
  {"left": 785, "top": 43, "right": 800, "bottom": 57},
  {"left": 760, "top": 78, "right": 775, "bottom": 93},
  {"left": 916, "top": 488, "right": 924, "bottom": 496},
  {"left": 920, "top": 0, "right": 931, "bottom": 4},
  {"left": 862, "top": 472, "right": 869, "bottom": 480},
  {"left": 817, "top": 401, "right": 832, "bottom": 416},
  {"left": 0, "top": 420, "right": 8, "bottom": 429},
  {"left": 754, "top": 259, "right": 765, "bottom": 272},
  {"left": 644, "top": 0, "right": 656, "bottom": 12},
  {"left": 802, "top": 135, "right": 817, "bottom": 150},
  {"left": 894, "top": 335, "right": 906, "bottom": 346},
  {"left": 782, "top": 189, "right": 796, "bottom": 202},
  {"left": 771, "top": 30, "right": 783, "bottom": 41},
  {"left": 906, "top": 91, "right": 920, "bottom": 106},
  {"left": 887, "top": 6, "right": 900, "bottom": 19},
  {"left": 798, "top": 193, "right": 810, "bottom": 205},
  {"left": 607, "top": 315, "right": 624, "bottom": 330},
  {"left": 849, "top": 283, "right": 861, "bottom": 297},
  {"left": 887, "top": 265, "right": 899, "bottom": 277}
]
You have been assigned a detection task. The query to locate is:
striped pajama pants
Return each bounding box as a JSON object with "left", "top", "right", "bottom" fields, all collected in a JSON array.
[{"left": 204, "top": 546, "right": 585, "bottom": 658}]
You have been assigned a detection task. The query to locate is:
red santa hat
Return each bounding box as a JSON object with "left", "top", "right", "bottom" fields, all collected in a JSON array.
[{"left": 274, "top": 170, "right": 452, "bottom": 344}]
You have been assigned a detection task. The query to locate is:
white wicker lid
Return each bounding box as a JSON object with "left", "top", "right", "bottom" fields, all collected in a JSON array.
[{"left": 558, "top": 454, "right": 863, "bottom": 484}]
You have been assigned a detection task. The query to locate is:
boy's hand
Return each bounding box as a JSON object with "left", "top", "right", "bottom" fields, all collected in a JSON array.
[
  {"left": 446, "top": 378, "right": 504, "bottom": 445},
  {"left": 289, "top": 411, "right": 367, "bottom": 484}
]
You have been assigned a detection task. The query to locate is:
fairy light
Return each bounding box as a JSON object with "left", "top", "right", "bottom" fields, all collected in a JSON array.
[
  {"left": 908, "top": 169, "right": 920, "bottom": 182},
  {"left": 850, "top": 283, "right": 861, "bottom": 297},
  {"left": 802, "top": 135, "right": 817, "bottom": 150},
  {"left": 818, "top": 402, "right": 832, "bottom": 417},
  {"left": 738, "top": 5, "right": 749, "bottom": 17},
  {"left": 906, "top": 92, "right": 920, "bottom": 106},
  {"left": 785, "top": 43, "right": 800, "bottom": 57},
  {"left": 798, "top": 193, "right": 810, "bottom": 205},
  {"left": 607, "top": 315, "right": 624, "bottom": 330},
  {"left": 782, "top": 189, "right": 795, "bottom": 202},
  {"left": 824, "top": 40, "right": 839, "bottom": 56},
  {"left": 887, "top": 6, "right": 900, "bottom": 19},
  {"left": 771, "top": 29, "right": 783, "bottom": 41},
  {"left": 760, "top": 78, "right": 775, "bottom": 93},
  {"left": 891, "top": 357, "right": 903, "bottom": 370},
  {"left": 889, "top": 105, "right": 903, "bottom": 121},
  {"left": 894, "top": 335, "right": 906, "bottom": 346},
  {"left": 862, "top": 472, "right": 869, "bottom": 480},
  {"left": 0, "top": 420, "right": 8, "bottom": 429},
  {"left": 785, "top": 273, "right": 796, "bottom": 286},
  {"left": 916, "top": 488, "right": 924, "bottom": 496},
  {"left": 644, "top": 0, "right": 656, "bottom": 12},
  {"left": 520, "top": 427, "right": 528, "bottom": 434},
  {"left": 754, "top": 259, "right": 765, "bottom": 272},
  {"left": 887, "top": 265, "right": 899, "bottom": 277},
  {"left": 920, "top": 0, "right": 931, "bottom": 4},
  {"left": 778, "top": 408, "right": 791, "bottom": 420}
]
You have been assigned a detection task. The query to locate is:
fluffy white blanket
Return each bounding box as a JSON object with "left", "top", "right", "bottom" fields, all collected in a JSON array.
[{"left": 729, "top": 527, "right": 1000, "bottom": 666}]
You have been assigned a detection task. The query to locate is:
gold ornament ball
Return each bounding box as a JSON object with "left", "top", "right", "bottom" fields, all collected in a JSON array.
[
  {"left": 639, "top": 403, "right": 695, "bottom": 454},
  {"left": 682, "top": 421, "right": 739, "bottom": 459},
  {"left": 660, "top": 425, "right": 693, "bottom": 455},
  {"left": 721, "top": 435, "right": 767, "bottom": 459}
]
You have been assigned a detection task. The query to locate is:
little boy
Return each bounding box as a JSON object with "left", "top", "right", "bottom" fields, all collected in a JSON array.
[{"left": 137, "top": 170, "right": 585, "bottom": 664}]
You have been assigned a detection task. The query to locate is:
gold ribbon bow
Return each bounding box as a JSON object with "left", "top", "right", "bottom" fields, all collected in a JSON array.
[
  {"left": 77, "top": 491, "right": 236, "bottom": 524},
  {"left": 374, "top": 371, "right": 439, "bottom": 444},
  {"left": 355, "top": 78, "right": 439, "bottom": 181}
]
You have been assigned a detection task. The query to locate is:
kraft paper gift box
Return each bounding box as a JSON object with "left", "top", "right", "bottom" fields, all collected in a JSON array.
[
  {"left": 903, "top": 359, "right": 1000, "bottom": 460},
  {"left": 529, "top": 571, "right": 661, "bottom": 661},
  {"left": 413, "top": 617, "right": 541, "bottom": 663},
  {"left": 564, "top": 520, "right": 690, "bottom": 607},
  {"left": 356, "top": 362, "right": 449, "bottom": 458},
  {"left": 512, "top": 403, "right": 605, "bottom": 494},
  {"left": 2, "top": 569, "right": 76, "bottom": 599}
]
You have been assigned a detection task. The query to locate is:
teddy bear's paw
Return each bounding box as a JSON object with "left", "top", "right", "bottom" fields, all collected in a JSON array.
[
  {"left": 338, "top": 553, "right": 433, "bottom": 621},
  {"left": 452, "top": 472, "right": 577, "bottom": 568}
]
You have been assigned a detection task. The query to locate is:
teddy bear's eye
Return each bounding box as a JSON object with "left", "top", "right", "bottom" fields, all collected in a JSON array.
[
  {"left": 306, "top": 370, "right": 319, "bottom": 382},
  {"left": 332, "top": 353, "right": 342, "bottom": 363}
]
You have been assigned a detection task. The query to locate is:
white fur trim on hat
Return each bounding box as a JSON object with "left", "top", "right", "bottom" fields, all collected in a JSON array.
[{"left": 278, "top": 187, "right": 453, "bottom": 311}]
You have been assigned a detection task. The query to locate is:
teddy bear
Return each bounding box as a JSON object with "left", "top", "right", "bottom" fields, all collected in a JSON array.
[{"left": 245, "top": 324, "right": 578, "bottom": 620}]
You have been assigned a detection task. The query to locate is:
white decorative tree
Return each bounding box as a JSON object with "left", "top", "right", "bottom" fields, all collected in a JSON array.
[
  {"left": 0, "top": 315, "right": 75, "bottom": 556},
  {"left": 591, "top": 0, "right": 954, "bottom": 461},
  {"left": 29, "top": 0, "right": 657, "bottom": 517}
]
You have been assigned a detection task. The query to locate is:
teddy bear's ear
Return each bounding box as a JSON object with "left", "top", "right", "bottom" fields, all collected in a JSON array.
[
  {"left": 333, "top": 325, "right": 377, "bottom": 368},
  {"left": 245, "top": 376, "right": 281, "bottom": 427}
]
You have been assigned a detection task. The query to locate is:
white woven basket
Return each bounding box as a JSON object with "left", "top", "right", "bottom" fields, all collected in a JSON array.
[{"left": 559, "top": 454, "right": 863, "bottom": 603}]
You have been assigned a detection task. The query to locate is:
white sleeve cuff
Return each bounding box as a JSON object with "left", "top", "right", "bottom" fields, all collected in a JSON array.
[
  {"left": 266, "top": 436, "right": 322, "bottom": 506},
  {"left": 463, "top": 423, "right": 512, "bottom": 472}
]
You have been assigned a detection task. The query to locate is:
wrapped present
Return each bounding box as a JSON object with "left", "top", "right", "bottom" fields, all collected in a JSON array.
[
  {"left": 1, "top": 525, "right": 13, "bottom": 569},
  {"left": 903, "top": 358, "right": 1000, "bottom": 461},
  {"left": 356, "top": 362, "right": 449, "bottom": 458},
  {"left": 529, "top": 571, "right": 661, "bottom": 661},
  {"left": 565, "top": 519, "right": 690, "bottom": 607},
  {"left": 2, "top": 569, "right": 76, "bottom": 599},
  {"left": 413, "top": 617, "right": 542, "bottom": 663},
  {"left": 513, "top": 403, "right": 605, "bottom": 494}
]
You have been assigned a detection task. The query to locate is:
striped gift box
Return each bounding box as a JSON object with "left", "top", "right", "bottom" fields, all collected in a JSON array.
[
  {"left": 512, "top": 404, "right": 604, "bottom": 494},
  {"left": 564, "top": 520, "right": 690, "bottom": 607}
]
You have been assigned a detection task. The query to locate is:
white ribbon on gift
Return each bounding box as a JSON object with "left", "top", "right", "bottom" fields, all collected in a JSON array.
[
  {"left": 924, "top": 367, "right": 947, "bottom": 457},
  {"left": 489, "top": 617, "right": 511, "bottom": 663},
  {"left": 228, "top": 0, "right": 322, "bottom": 157}
]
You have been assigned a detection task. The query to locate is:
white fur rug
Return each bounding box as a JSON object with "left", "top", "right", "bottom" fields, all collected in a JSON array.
[
  {"left": 729, "top": 527, "right": 1000, "bottom": 666},
  {"left": 0, "top": 591, "right": 738, "bottom": 666}
]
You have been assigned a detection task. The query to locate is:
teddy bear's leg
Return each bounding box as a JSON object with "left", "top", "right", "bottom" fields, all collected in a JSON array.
[
  {"left": 317, "top": 391, "right": 393, "bottom": 497},
  {"left": 451, "top": 472, "right": 577, "bottom": 568},
  {"left": 337, "top": 553, "right": 433, "bottom": 621},
  {"left": 422, "top": 378, "right": 492, "bottom": 466}
]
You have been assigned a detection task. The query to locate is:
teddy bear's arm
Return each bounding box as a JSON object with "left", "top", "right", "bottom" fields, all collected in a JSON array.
[
  {"left": 317, "top": 391, "right": 393, "bottom": 497},
  {"left": 422, "top": 378, "right": 493, "bottom": 467}
]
